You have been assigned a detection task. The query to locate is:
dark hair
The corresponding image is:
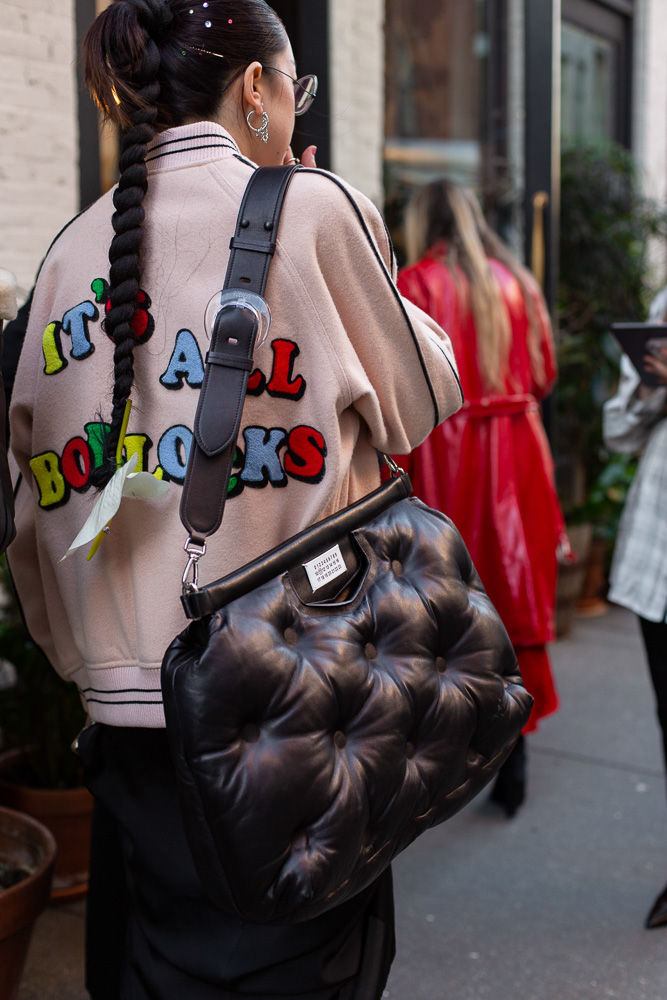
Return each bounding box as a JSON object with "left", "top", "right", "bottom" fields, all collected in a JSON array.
[
  {"left": 82, "top": 0, "right": 287, "bottom": 486},
  {"left": 405, "top": 179, "right": 548, "bottom": 390}
]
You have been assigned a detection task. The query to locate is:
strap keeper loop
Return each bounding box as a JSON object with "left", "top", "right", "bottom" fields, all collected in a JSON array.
[
  {"left": 205, "top": 351, "right": 253, "bottom": 372},
  {"left": 229, "top": 236, "right": 277, "bottom": 255}
]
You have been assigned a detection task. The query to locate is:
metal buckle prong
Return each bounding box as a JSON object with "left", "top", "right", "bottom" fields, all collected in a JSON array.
[{"left": 182, "top": 537, "right": 207, "bottom": 593}]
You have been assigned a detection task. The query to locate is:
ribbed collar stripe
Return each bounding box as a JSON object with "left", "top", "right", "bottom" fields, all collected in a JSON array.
[{"left": 145, "top": 122, "right": 242, "bottom": 170}]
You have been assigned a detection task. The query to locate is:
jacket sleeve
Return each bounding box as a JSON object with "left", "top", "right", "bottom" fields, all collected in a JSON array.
[
  {"left": 6, "top": 470, "right": 63, "bottom": 673},
  {"left": 603, "top": 354, "right": 667, "bottom": 454},
  {"left": 306, "top": 172, "right": 463, "bottom": 455},
  {"left": 7, "top": 262, "right": 65, "bottom": 674}
]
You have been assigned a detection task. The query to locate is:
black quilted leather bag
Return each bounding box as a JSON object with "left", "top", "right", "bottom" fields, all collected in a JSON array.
[{"left": 161, "top": 166, "right": 533, "bottom": 925}]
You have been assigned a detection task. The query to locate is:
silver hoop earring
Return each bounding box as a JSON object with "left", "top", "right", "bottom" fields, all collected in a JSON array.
[{"left": 247, "top": 107, "right": 269, "bottom": 143}]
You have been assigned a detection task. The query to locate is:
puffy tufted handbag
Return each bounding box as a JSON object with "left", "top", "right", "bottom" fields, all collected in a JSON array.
[{"left": 161, "top": 166, "right": 533, "bottom": 925}]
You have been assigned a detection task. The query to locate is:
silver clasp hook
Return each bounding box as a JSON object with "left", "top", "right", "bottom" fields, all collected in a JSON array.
[
  {"left": 182, "top": 537, "right": 207, "bottom": 593},
  {"left": 383, "top": 454, "right": 405, "bottom": 478}
]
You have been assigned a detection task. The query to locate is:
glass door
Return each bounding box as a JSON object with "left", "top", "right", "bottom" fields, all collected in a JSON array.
[{"left": 561, "top": 0, "right": 632, "bottom": 146}]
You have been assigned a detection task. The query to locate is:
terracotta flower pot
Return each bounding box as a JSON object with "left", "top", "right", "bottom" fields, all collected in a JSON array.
[
  {"left": 0, "top": 805, "right": 55, "bottom": 1000},
  {"left": 0, "top": 749, "right": 93, "bottom": 902}
]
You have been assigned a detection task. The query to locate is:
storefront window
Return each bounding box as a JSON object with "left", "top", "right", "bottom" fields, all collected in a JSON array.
[
  {"left": 384, "top": 0, "right": 521, "bottom": 263},
  {"left": 560, "top": 0, "right": 632, "bottom": 148},
  {"left": 561, "top": 22, "right": 615, "bottom": 143}
]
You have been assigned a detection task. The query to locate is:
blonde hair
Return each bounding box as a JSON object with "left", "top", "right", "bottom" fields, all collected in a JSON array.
[{"left": 405, "top": 180, "right": 547, "bottom": 391}]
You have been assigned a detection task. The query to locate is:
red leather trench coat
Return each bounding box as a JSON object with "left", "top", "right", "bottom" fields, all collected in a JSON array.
[{"left": 395, "top": 248, "right": 562, "bottom": 731}]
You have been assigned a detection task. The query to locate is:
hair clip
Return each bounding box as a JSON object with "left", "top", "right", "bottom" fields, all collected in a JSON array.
[{"left": 183, "top": 44, "right": 224, "bottom": 58}]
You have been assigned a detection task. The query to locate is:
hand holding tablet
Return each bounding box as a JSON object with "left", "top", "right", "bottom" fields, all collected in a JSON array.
[{"left": 611, "top": 323, "right": 667, "bottom": 387}]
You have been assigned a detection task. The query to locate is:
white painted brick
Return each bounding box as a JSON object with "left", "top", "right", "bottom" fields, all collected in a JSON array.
[
  {"left": 328, "top": 0, "right": 384, "bottom": 207},
  {"left": 0, "top": 7, "right": 30, "bottom": 34},
  {"left": 0, "top": 0, "right": 78, "bottom": 296},
  {"left": 633, "top": 0, "right": 667, "bottom": 204},
  {"left": 632, "top": 0, "right": 667, "bottom": 287}
]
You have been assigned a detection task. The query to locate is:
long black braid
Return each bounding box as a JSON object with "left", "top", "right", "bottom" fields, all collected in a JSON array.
[
  {"left": 83, "top": 0, "right": 287, "bottom": 486},
  {"left": 87, "top": 0, "right": 173, "bottom": 487}
]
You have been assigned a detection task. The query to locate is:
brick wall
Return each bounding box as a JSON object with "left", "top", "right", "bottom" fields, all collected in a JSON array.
[
  {"left": 0, "top": 0, "right": 78, "bottom": 299},
  {"left": 328, "top": 0, "right": 385, "bottom": 207},
  {"left": 632, "top": 0, "right": 667, "bottom": 285},
  {"left": 633, "top": 0, "right": 667, "bottom": 204}
]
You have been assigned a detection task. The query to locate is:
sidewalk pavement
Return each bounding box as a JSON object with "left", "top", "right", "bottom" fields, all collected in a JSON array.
[{"left": 18, "top": 604, "right": 667, "bottom": 1000}]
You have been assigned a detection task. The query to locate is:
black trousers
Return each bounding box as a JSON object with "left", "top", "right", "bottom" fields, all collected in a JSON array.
[
  {"left": 639, "top": 617, "right": 667, "bottom": 775},
  {"left": 79, "top": 725, "right": 395, "bottom": 1000}
]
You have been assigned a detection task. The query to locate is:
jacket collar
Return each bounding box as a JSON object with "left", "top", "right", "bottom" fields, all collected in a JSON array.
[{"left": 145, "top": 122, "right": 242, "bottom": 172}]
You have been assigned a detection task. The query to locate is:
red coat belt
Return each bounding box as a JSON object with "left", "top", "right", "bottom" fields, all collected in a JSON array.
[{"left": 461, "top": 393, "right": 539, "bottom": 418}]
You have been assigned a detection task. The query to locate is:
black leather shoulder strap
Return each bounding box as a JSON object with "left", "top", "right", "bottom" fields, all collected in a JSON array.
[{"left": 179, "top": 164, "right": 299, "bottom": 545}]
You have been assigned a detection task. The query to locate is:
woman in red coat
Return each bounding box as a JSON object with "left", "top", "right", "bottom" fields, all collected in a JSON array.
[{"left": 395, "top": 180, "right": 563, "bottom": 816}]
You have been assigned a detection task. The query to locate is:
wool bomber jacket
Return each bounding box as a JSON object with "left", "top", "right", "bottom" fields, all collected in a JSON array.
[{"left": 8, "top": 123, "right": 462, "bottom": 727}]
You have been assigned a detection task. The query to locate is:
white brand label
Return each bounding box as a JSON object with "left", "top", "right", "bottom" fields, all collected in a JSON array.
[{"left": 303, "top": 544, "right": 347, "bottom": 592}]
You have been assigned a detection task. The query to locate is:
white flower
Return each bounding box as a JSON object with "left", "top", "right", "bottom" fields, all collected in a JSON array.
[{"left": 60, "top": 453, "right": 169, "bottom": 561}]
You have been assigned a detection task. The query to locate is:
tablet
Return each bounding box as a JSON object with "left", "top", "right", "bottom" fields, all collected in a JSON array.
[{"left": 611, "top": 322, "right": 667, "bottom": 387}]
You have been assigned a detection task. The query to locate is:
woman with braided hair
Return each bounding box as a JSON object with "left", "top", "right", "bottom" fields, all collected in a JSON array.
[{"left": 6, "top": 1, "right": 462, "bottom": 997}]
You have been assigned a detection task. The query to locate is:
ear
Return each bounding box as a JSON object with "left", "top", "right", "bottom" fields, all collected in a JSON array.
[{"left": 242, "top": 61, "right": 264, "bottom": 114}]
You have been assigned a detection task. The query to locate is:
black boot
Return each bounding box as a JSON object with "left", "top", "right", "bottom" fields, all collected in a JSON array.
[
  {"left": 645, "top": 882, "right": 667, "bottom": 928},
  {"left": 490, "top": 735, "right": 526, "bottom": 817}
]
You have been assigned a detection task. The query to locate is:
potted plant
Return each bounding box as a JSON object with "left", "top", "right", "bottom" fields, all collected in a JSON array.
[
  {"left": 555, "top": 142, "right": 665, "bottom": 618},
  {"left": 565, "top": 453, "right": 638, "bottom": 611},
  {"left": 0, "top": 805, "right": 55, "bottom": 999},
  {"left": 0, "top": 557, "right": 92, "bottom": 901}
]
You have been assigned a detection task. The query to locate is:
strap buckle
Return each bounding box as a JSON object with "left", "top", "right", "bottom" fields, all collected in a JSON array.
[{"left": 182, "top": 537, "right": 207, "bottom": 593}]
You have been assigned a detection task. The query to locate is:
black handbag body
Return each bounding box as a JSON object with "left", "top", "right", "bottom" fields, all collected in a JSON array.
[{"left": 161, "top": 166, "right": 533, "bottom": 925}]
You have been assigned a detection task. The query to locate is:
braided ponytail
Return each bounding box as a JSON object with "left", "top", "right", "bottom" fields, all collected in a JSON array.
[
  {"left": 83, "top": 0, "right": 286, "bottom": 486},
  {"left": 83, "top": 0, "right": 173, "bottom": 487}
]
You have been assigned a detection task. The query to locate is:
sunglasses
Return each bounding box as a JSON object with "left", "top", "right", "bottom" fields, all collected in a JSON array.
[{"left": 182, "top": 49, "right": 318, "bottom": 118}]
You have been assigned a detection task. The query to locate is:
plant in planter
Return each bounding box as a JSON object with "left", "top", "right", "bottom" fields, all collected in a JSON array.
[
  {"left": 565, "top": 454, "right": 639, "bottom": 610},
  {"left": 0, "top": 556, "right": 92, "bottom": 900},
  {"left": 0, "top": 805, "right": 55, "bottom": 1000},
  {"left": 556, "top": 143, "right": 666, "bottom": 609}
]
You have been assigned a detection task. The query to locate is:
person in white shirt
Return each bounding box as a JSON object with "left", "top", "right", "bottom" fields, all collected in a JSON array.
[{"left": 603, "top": 288, "right": 667, "bottom": 929}]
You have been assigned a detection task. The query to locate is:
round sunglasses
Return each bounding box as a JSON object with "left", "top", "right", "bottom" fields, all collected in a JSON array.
[{"left": 263, "top": 67, "right": 318, "bottom": 116}]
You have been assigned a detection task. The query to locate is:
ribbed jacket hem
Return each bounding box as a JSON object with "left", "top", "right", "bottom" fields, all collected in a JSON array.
[{"left": 71, "top": 664, "right": 166, "bottom": 728}]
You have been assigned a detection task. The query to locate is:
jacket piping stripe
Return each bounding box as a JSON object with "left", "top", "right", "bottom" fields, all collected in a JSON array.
[
  {"left": 233, "top": 154, "right": 258, "bottom": 171},
  {"left": 146, "top": 142, "right": 237, "bottom": 164},
  {"left": 149, "top": 133, "right": 238, "bottom": 153},
  {"left": 308, "top": 170, "right": 464, "bottom": 428},
  {"left": 81, "top": 687, "right": 162, "bottom": 694},
  {"left": 33, "top": 208, "right": 88, "bottom": 286},
  {"left": 84, "top": 697, "right": 164, "bottom": 706},
  {"left": 381, "top": 216, "right": 397, "bottom": 276}
]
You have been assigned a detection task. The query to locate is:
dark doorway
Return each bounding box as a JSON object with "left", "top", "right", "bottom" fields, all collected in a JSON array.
[
  {"left": 76, "top": 0, "right": 102, "bottom": 210},
  {"left": 268, "top": 1, "right": 331, "bottom": 169}
]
